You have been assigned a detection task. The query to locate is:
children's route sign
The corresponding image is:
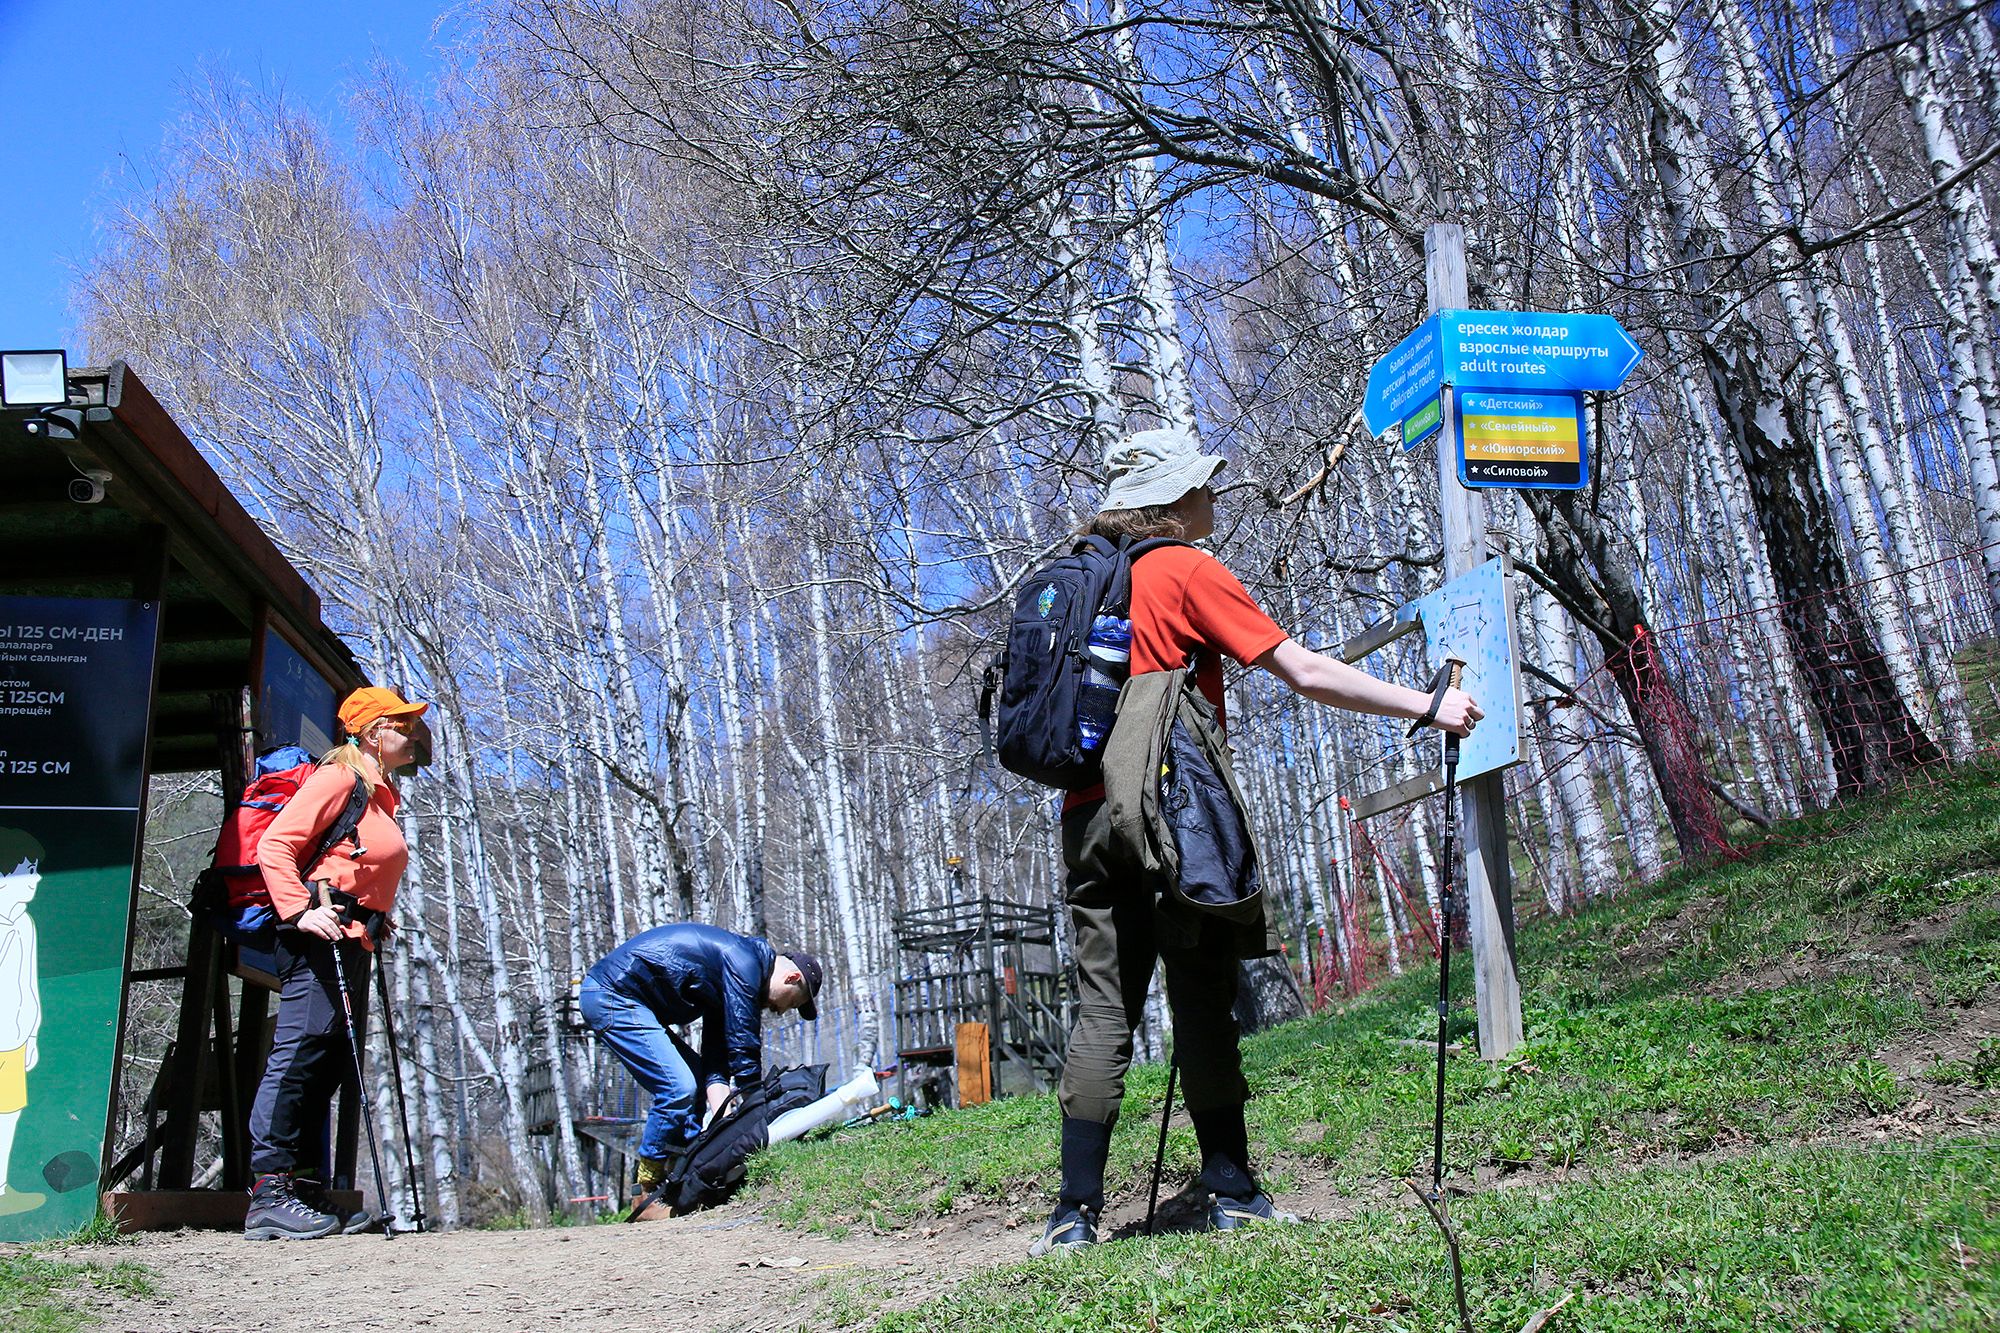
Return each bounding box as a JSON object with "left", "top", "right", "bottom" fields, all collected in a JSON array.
[
  {"left": 0, "top": 596, "right": 161, "bottom": 1241},
  {"left": 1401, "top": 393, "right": 1444, "bottom": 451},
  {"left": 1456, "top": 389, "right": 1589, "bottom": 490},
  {"left": 1365, "top": 308, "right": 1643, "bottom": 437}
]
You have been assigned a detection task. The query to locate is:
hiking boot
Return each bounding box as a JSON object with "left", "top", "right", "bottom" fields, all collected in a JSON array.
[
  {"left": 626, "top": 1189, "right": 674, "bottom": 1224},
  {"left": 1207, "top": 1190, "right": 1300, "bottom": 1232},
  {"left": 1027, "top": 1202, "right": 1099, "bottom": 1257},
  {"left": 293, "top": 1174, "right": 379, "bottom": 1235},
  {"left": 244, "top": 1173, "right": 339, "bottom": 1241}
]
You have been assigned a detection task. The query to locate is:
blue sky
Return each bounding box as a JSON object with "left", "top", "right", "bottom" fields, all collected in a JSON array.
[{"left": 0, "top": 0, "right": 453, "bottom": 353}]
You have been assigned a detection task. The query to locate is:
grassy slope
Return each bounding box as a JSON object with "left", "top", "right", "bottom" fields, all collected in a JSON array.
[{"left": 749, "top": 763, "right": 2000, "bottom": 1330}]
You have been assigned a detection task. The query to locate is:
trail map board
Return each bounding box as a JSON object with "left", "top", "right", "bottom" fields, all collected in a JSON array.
[{"left": 1341, "top": 555, "right": 1525, "bottom": 819}]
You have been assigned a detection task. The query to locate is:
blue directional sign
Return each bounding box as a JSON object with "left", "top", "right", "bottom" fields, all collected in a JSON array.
[
  {"left": 1363, "top": 309, "right": 1642, "bottom": 436},
  {"left": 1443, "top": 311, "right": 1642, "bottom": 395},
  {"left": 1363, "top": 315, "right": 1443, "bottom": 437}
]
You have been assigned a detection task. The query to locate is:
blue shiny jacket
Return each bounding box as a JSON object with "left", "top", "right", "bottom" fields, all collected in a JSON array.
[{"left": 585, "top": 923, "right": 777, "bottom": 1088}]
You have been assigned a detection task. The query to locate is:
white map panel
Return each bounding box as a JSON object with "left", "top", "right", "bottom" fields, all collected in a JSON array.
[{"left": 1399, "top": 556, "right": 1522, "bottom": 781}]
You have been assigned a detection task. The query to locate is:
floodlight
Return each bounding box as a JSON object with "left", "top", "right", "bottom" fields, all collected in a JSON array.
[{"left": 1, "top": 350, "right": 68, "bottom": 408}]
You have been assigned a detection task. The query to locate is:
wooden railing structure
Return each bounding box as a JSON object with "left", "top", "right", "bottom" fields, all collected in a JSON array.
[{"left": 892, "top": 893, "right": 1070, "bottom": 1102}]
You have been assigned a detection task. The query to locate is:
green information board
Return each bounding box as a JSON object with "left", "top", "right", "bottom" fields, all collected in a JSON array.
[{"left": 0, "top": 596, "right": 160, "bottom": 1240}]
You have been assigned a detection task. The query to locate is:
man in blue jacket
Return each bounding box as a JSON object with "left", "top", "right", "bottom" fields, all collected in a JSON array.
[{"left": 579, "top": 923, "right": 823, "bottom": 1196}]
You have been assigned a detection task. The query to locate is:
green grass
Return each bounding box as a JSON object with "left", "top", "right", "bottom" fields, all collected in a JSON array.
[
  {"left": 753, "top": 765, "right": 2000, "bottom": 1230},
  {"left": 0, "top": 1213, "right": 152, "bottom": 1333},
  {"left": 876, "top": 1141, "right": 1998, "bottom": 1332},
  {"left": 0, "top": 1252, "right": 152, "bottom": 1333},
  {"left": 748, "top": 764, "right": 2000, "bottom": 1328}
]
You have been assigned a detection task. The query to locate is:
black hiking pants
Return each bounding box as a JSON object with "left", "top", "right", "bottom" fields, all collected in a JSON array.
[
  {"left": 1057, "top": 798, "right": 1248, "bottom": 1124},
  {"left": 249, "top": 932, "right": 370, "bottom": 1177}
]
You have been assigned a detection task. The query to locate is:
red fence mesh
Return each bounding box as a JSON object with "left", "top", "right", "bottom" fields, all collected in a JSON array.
[{"left": 1300, "top": 542, "right": 1999, "bottom": 1009}]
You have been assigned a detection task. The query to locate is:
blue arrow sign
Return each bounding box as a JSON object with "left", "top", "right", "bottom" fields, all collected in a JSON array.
[
  {"left": 1362, "top": 314, "right": 1443, "bottom": 436},
  {"left": 1441, "top": 310, "right": 1643, "bottom": 395},
  {"left": 1364, "top": 309, "right": 1642, "bottom": 436}
]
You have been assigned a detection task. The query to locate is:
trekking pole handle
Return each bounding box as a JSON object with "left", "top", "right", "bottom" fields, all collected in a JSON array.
[
  {"left": 1407, "top": 658, "right": 1467, "bottom": 739},
  {"left": 1443, "top": 660, "right": 1465, "bottom": 766}
]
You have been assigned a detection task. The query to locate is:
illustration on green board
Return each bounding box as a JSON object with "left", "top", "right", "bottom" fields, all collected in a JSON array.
[{"left": 0, "top": 827, "right": 45, "bottom": 1219}]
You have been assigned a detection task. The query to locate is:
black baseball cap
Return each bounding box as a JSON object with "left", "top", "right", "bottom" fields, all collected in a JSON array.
[{"left": 787, "top": 951, "right": 824, "bottom": 1021}]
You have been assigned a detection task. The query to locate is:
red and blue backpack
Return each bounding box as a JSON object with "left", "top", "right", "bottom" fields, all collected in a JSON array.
[{"left": 196, "top": 745, "right": 369, "bottom": 946}]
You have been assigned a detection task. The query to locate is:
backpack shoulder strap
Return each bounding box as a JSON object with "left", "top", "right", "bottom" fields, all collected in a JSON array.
[
  {"left": 302, "top": 769, "right": 373, "bottom": 878},
  {"left": 1103, "top": 537, "right": 1189, "bottom": 616}
]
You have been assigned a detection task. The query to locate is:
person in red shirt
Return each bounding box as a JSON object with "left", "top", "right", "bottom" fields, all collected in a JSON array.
[
  {"left": 1032, "top": 428, "right": 1480, "bottom": 1255},
  {"left": 244, "top": 685, "right": 431, "bottom": 1240}
]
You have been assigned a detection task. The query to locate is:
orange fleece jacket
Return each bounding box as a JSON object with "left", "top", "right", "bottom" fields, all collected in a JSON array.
[{"left": 257, "top": 762, "right": 408, "bottom": 949}]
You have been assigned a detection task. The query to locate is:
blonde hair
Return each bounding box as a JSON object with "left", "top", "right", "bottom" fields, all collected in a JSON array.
[
  {"left": 320, "top": 728, "right": 389, "bottom": 785},
  {"left": 1086, "top": 504, "right": 1188, "bottom": 543}
]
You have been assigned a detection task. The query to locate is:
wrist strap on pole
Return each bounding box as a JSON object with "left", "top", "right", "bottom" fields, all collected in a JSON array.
[{"left": 1407, "top": 660, "right": 1464, "bottom": 737}]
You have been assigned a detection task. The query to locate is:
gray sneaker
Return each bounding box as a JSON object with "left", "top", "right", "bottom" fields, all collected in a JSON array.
[
  {"left": 293, "top": 1174, "right": 379, "bottom": 1235},
  {"left": 1027, "top": 1202, "right": 1099, "bottom": 1256},
  {"left": 244, "top": 1174, "right": 339, "bottom": 1241},
  {"left": 1208, "top": 1191, "right": 1299, "bottom": 1231}
]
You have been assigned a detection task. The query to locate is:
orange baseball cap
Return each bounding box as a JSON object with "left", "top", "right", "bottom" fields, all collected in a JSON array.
[{"left": 337, "top": 685, "right": 430, "bottom": 737}]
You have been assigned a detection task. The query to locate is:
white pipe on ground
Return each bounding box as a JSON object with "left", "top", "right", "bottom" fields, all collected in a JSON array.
[{"left": 766, "top": 1069, "right": 880, "bottom": 1145}]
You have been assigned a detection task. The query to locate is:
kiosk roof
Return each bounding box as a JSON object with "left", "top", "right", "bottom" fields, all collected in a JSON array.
[{"left": 1, "top": 360, "right": 361, "bottom": 773}]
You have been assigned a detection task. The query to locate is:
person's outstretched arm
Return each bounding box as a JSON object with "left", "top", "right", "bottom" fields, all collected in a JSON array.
[{"left": 1255, "top": 639, "right": 1482, "bottom": 735}]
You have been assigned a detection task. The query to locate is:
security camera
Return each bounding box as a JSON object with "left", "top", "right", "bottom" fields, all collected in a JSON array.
[{"left": 68, "top": 469, "right": 111, "bottom": 505}]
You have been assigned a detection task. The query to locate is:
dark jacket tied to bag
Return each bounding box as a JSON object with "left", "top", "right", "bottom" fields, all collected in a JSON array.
[{"left": 1102, "top": 666, "right": 1280, "bottom": 958}]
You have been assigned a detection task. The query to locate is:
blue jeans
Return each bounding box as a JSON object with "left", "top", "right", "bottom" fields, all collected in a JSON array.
[{"left": 579, "top": 980, "right": 703, "bottom": 1159}]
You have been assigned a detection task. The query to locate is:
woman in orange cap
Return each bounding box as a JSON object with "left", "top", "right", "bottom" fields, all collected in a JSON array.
[{"left": 243, "top": 685, "right": 431, "bottom": 1240}]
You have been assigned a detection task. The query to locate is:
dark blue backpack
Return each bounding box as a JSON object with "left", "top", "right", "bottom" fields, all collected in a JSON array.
[{"left": 980, "top": 536, "right": 1183, "bottom": 789}]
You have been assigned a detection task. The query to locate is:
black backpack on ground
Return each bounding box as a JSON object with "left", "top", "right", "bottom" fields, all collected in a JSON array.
[
  {"left": 979, "top": 535, "right": 1185, "bottom": 789},
  {"left": 629, "top": 1064, "right": 829, "bottom": 1219}
]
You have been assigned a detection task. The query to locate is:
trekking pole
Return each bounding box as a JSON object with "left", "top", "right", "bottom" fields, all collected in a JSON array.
[
  {"left": 1409, "top": 660, "right": 1466, "bottom": 1204},
  {"left": 1145, "top": 1051, "right": 1178, "bottom": 1235},
  {"left": 319, "top": 889, "right": 395, "bottom": 1238},
  {"left": 372, "top": 944, "right": 429, "bottom": 1234}
]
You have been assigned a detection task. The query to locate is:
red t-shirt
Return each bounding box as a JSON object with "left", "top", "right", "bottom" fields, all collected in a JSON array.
[{"left": 1066, "top": 545, "right": 1287, "bottom": 808}]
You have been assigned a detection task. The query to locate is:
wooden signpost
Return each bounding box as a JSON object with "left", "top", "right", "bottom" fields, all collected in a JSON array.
[
  {"left": 1352, "top": 226, "right": 1645, "bottom": 1059},
  {"left": 1422, "top": 226, "right": 1522, "bottom": 1060}
]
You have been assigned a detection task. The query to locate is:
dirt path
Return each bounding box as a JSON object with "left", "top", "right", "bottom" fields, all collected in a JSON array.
[
  {"left": 47, "top": 1199, "right": 1033, "bottom": 1333},
  {"left": 48, "top": 1109, "right": 2000, "bottom": 1332},
  {"left": 49, "top": 1174, "right": 1373, "bottom": 1332},
  {"left": 48, "top": 915, "right": 1998, "bottom": 1331}
]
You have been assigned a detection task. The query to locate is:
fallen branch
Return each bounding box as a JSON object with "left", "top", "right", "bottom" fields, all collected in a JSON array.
[
  {"left": 1404, "top": 1178, "right": 1474, "bottom": 1333},
  {"left": 1519, "top": 1291, "right": 1575, "bottom": 1333}
]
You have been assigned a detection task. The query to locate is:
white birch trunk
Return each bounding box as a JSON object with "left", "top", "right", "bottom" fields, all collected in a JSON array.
[{"left": 1895, "top": 0, "right": 2000, "bottom": 623}]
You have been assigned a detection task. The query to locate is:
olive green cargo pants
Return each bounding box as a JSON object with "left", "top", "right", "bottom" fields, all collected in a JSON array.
[{"left": 1058, "top": 798, "right": 1248, "bottom": 1124}]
